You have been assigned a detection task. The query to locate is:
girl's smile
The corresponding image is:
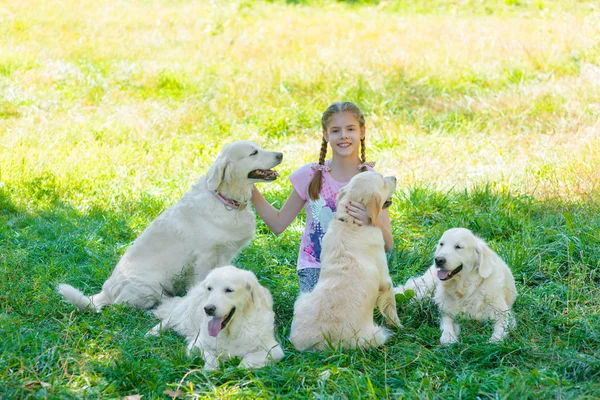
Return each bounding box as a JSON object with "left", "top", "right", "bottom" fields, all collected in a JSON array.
[{"left": 324, "top": 111, "right": 365, "bottom": 158}]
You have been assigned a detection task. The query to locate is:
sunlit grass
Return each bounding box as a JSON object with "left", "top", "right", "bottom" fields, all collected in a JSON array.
[
  {"left": 2, "top": 0, "right": 599, "bottom": 201},
  {"left": 1, "top": 0, "right": 599, "bottom": 398}
]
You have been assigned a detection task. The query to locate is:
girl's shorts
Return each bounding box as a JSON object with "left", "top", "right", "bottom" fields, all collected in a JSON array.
[{"left": 297, "top": 267, "right": 321, "bottom": 293}]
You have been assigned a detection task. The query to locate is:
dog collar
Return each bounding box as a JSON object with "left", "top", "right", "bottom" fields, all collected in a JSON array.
[
  {"left": 212, "top": 190, "right": 247, "bottom": 211},
  {"left": 336, "top": 215, "right": 359, "bottom": 225}
]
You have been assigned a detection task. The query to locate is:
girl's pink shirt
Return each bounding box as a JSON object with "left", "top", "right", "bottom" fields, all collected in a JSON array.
[{"left": 289, "top": 161, "right": 375, "bottom": 270}]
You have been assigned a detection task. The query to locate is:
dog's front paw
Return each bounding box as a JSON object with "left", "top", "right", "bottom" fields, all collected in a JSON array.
[
  {"left": 489, "top": 332, "right": 506, "bottom": 343},
  {"left": 203, "top": 357, "right": 219, "bottom": 371},
  {"left": 145, "top": 324, "right": 162, "bottom": 337},
  {"left": 201, "top": 351, "right": 220, "bottom": 371},
  {"left": 386, "top": 315, "right": 403, "bottom": 329},
  {"left": 440, "top": 332, "right": 458, "bottom": 345},
  {"left": 203, "top": 363, "right": 219, "bottom": 371},
  {"left": 239, "top": 359, "right": 266, "bottom": 369}
]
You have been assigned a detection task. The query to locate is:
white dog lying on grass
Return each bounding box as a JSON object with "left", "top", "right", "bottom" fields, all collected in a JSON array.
[
  {"left": 395, "top": 228, "right": 517, "bottom": 344},
  {"left": 147, "top": 265, "right": 284, "bottom": 370},
  {"left": 59, "top": 141, "right": 282, "bottom": 311}
]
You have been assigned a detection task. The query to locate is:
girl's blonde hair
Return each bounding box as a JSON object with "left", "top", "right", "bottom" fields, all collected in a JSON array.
[{"left": 308, "top": 101, "right": 369, "bottom": 201}]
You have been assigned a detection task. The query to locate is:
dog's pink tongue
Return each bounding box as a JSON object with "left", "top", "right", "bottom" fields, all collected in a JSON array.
[
  {"left": 208, "top": 318, "right": 223, "bottom": 337},
  {"left": 437, "top": 270, "right": 451, "bottom": 280}
]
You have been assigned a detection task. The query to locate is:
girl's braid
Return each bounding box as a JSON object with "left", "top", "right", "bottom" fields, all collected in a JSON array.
[
  {"left": 360, "top": 138, "right": 368, "bottom": 172},
  {"left": 308, "top": 137, "right": 329, "bottom": 200},
  {"left": 318, "top": 136, "right": 328, "bottom": 166}
]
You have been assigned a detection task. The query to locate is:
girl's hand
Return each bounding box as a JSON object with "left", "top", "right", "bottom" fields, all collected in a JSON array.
[
  {"left": 345, "top": 201, "right": 393, "bottom": 251},
  {"left": 345, "top": 201, "right": 371, "bottom": 226}
]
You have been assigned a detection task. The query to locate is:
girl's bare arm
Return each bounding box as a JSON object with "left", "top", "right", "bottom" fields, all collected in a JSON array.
[
  {"left": 251, "top": 186, "right": 305, "bottom": 235},
  {"left": 376, "top": 208, "right": 394, "bottom": 252}
]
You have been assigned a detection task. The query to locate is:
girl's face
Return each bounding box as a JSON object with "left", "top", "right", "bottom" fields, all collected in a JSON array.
[{"left": 323, "top": 111, "right": 365, "bottom": 159}]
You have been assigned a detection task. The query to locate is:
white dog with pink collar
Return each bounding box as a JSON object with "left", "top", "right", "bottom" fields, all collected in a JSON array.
[{"left": 59, "top": 141, "right": 282, "bottom": 312}]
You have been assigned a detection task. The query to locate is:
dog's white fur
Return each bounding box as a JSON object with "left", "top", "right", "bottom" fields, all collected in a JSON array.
[
  {"left": 147, "top": 265, "right": 284, "bottom": 370},
  {"left": 289, "top": 172, "right": 401, "bottom": 351},
  {"left": 58, "top": 141, "right": 283, "bottom": 312},
  {"left": 395, "top": 228, "right": 517, "bottom": 344}
]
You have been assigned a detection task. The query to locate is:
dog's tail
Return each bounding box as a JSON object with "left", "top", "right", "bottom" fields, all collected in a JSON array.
[
  {"left": 58, "top": 284, "right": 110, "bottom": 312},
  {"left": 376, "top": 327, "right": 393, "bottom": 346},
  {"left": 377, "top": 290, "right": 402, "bottom": 328},
  {"left": 362, "top": 325, "right": 392, "bottom": 348},
  {"left": 394, "top": 266, "right": 438, "bottom": 300}
]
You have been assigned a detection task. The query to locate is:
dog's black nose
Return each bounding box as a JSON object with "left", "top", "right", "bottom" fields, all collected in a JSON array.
[
  {"left": 204, "top": 305, "right": 216, "bottom": 316},
  {"left": 435, "top": 256, "right": 446, "bottom": 267},
  {"left": 275, "top": 152, "right": 283, "bottom": 161}
]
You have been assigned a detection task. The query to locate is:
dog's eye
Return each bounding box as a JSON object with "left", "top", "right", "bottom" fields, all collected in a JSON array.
[
  {"left": 225, "top": 288, "right": 234, "bottom": 293},
  {"left": 250, "top": 149, "right": 258, "bottom": 156},
  {"left": 439, "top": 243, "right": 444, "bottom": 247},
  {"left": 207, "top": 286, "right": 212, "bottom": 291},
  {"left": 455, "top": 245, "right": 463, "bottom": 250}
]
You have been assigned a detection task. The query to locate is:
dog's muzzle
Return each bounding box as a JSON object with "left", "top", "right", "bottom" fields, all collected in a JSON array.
[
  {"left": 207, "top": 307, "right": 236, "bottom": 337},
  {"left": 248, "top": 153, "right": 283, "bottom": 181},
  {"left": 437, "top": 264, "right": 463, "bottom": 281},
  {"left": 248, "top": 169, "right": 279, "bottom": 180},
  {"left": 383, "top": 197, "right": 393, "bottom": 209}
]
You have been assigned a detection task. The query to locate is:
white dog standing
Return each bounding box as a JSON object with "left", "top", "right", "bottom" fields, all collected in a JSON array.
[
  {"left": 395, "top": 228, "right": 517, "bottom": 344},
  {"left": 147, "top": 265, "right": 284, "bottom": 370},
  {"left": 59, "top": 141, "right": 282, "bottom": 311},
  {"left": 289, "top": 172, "right": 401, "bottom": 351}
]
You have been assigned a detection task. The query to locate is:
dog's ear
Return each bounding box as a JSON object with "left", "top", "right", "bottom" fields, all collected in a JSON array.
[
  {"left": 206, "top": 154, "right": 230, "bottom": 191},
  {"left": 336, "top": 186, "right": 348, "bottom": 208},
  {"left": 246, "top": 276, "right": 273, "bottom": 311},
  {"left": 475, "top": 239, "right": 495, "bottom": 278},
  {"left": 364, "top": 192, "right": 383, "bottom": 224}
]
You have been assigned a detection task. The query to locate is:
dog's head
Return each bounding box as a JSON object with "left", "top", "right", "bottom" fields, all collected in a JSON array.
[
  {"left": 335, "top": 171, "right": 397, "bottom": 223},
  {"left": 433, "top": 228, "right": 495, "bottom": 282},
  {"left": 206, "top": 141, "right": 283, "bottom": 192},
  {"left": 202, "top": 265, "right": 273, "bottom": 337}
]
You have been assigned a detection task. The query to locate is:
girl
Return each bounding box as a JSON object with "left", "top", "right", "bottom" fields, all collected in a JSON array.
[{"left": 251, "top": 101, "right": 393, "bottom": 292}]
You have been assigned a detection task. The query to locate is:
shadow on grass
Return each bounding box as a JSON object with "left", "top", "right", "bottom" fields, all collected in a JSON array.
[
  {"left": 0, "top": 180, "right": 181, "bottom": 397},
  {"left": 0, "top": 178, "right": 599, "bottom": 397}
]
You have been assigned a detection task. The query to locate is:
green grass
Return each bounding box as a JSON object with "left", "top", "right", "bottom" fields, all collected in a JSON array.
[{"left": 1, "top": 0, "right": 599, "bottom": 398}]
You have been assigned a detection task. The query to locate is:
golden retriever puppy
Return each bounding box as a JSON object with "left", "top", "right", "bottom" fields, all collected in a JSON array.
[
  {"left": 289, "top": 172, "right": 401, "bottom": 351},
  {"left": 147, "top": 265, "right": 284, "bottom": 370},
  {"left": 58, "top": 141, "right": 282, "bottom": 311},
  {"left": 395, "top": 228, "right": 517, "bottom": 344}
]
